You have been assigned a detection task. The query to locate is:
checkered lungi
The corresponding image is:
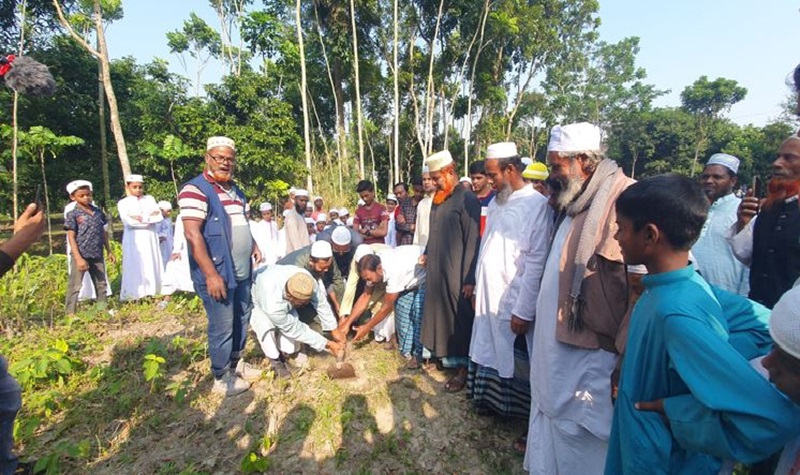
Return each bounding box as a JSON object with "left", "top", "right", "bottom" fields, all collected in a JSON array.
[{"left": 394, "top": 283, "right": 425, "bottom": 359}]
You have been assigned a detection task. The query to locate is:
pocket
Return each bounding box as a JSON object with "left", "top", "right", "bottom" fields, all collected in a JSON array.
[{"left": 205, "top": 216, "right": 223, "bottom": 236}]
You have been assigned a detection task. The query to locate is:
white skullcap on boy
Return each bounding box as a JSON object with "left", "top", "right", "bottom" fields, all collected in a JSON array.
[
  {"left": 769, "top": 287, "right": 800, "bottom": 360},
  {"left": 66, "top": 180, "right": 92, "bottom": 195},
  {"left": 126, "top": 174, "right": 144, "bottom": 183},
  {"left": 260, "top": 203, "right": 272, "bottom": 212},
  {"left": 316, "top": 213, "right": 328, "bottom": 223},
  {"left": 157, "top": 201, "right": 172, "bottom": 211}
]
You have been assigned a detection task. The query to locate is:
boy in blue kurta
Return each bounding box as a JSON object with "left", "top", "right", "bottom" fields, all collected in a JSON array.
[{"left": 605, "top": 174, "right": 800, "bottom": 474}]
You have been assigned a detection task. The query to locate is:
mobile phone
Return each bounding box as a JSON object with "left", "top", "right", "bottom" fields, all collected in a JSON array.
[
  {"left": 751, "top": 176, "right": 762, "bottom": 199},
  {"left": 34, "top": 184, "right": 42, "bottom": 211}
]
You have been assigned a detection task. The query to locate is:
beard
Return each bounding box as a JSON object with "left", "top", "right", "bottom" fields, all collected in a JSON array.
[
  {"left": 556, "top": 176, "right": 586, "bottom": 210},
  {"left": 763, "top": 177, "right": 800, "bottom": 210},
  {"left": 433, "top": 176, "right": 457, "bottom": 205},
  {"left": 295, "top": 203, "right": 306, "bottom": 214},
  {"left": 494, "top": 182, "right": 513, "bottom": 205}
]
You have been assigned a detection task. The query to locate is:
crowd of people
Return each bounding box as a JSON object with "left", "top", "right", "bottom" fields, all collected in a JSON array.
[{"left": 3, "top": 69, "right": 800, "bottom": 474}]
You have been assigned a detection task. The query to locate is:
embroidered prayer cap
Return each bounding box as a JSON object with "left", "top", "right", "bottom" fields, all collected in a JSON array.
[
  {"left": 294, "top": 189, "right": 309, "bottom": 198},
  {"left": 486, "top": 142, "right": 518, "bottom": 160},
  {"left": 206, "top": 136, "right": 235, "bottom": 151},
  {"left": 316, "top": 213, "right": 328, "bottom": 223},
  {"left": 304, "top": 217, "right": 315, "bottom": 225},
  {"left": 706, "top": 153, "right": 740, "bottom": 175},
  {"left": 354, "top": 244, "right": 374, "bottom": 263},
  {"left": 66, "top": 179, "right": 92, "bottom": 195},
  {"left": 522, "top": 162, "right": 549, "bottom": 181},
  {"left": 339, "top": 207, "right": 350, "bottom": 216},
  {"left": 157, "top": 200, "right": 173, "bottom": 211},
  {"left": 260, "top": 202, "right": 272, "bottom": 212},
  {"left": 332, "top": 226, "right": 352, "bottom": 245},
  {"left": 311, "top": 240, "right": 333, "bottom": 259},
  {"left": 286, "top": 272, "right": 315, "bottom": 300},
  {"left": 126, "top": 174, "right": 144, "bottom": 183},
  {"left": 521, "top": 157, "right": 533, "bottom": 167},
  {"left": 769, "top": 286, "right": 800, "bottom": 360},
  {"left": 547, "top": 122, "right": 602, "bottom": 153},
  {"left": 425, "top": 150, "right": 453, "bottom": 172},
  {"left": 386, "top": 193, "right": 398, "bottom": 203},
  {"left": 459, "top": 177, "right": 471, "bottom": 184}
]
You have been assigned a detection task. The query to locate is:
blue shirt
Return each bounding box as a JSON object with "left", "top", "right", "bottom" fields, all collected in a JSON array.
[
  {"left": 606, "top": 265, "right": 800, "bottom": 474},
  {"left": 64, "top": 204, "right": 107, "bottom": 259}
]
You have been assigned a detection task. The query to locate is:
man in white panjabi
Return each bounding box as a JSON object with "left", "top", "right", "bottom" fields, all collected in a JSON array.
[
  {"left": 250, "top": 202, "right": 280, "bottom": 266},
  {"left": 413, "top": 166, "right": 435, "bottom": 248},
  {"left": 285, "top": 189, "right": 311, "bottom": 253},
  {"left": 155, "top": 200, "right": 174, "bottom": 267},
  {"left": 525, "top": 123, "right": 636, "bottom": 474},
  {"left": 469, "top": 142, "right": 552, "bottom": 422},
  {"left": 118, "top": 174, "right": 164, "bottom": 301},
  {"left": 64, "top": 180, "right": 112, "bottom": 301}
]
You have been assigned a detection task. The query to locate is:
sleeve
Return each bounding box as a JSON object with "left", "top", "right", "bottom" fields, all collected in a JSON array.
[
  {"left": 64, "top": 210, "right": 77, "bottom": 232},
  {"left": 172, "top": 216, "right": 186, "bottom": 253},
  {"left": 461, "top": 195, "right": 482, "bottom": 286},
  {"left": 511, "top": 202, "right": 553, "bottom": 320},
  {"left": 312, "top": 279, "right": 337, "bottom": 331},
  {"left": 661, "top": 313, "right": 800, "bottom": 462},
  {"left": 339, "top": 263, "right": 360, "bottom": 315},
  {"left": 177, "top": 184, "right": 208, "bottom": 222},
  {"left": 117, "top": 198, "right": 149, "bottom": 228},
  {"left": 712, "top": 286, "right": 772, "bottom": 361},
  {"left": 144, "top": 196, "right": 164, "bottom": 224},
  {"left": 726, "top": 218, "right": 755, "bottom": 267},
  {"left": 256, "top": 278, "right": 329, "bottom": 351}
]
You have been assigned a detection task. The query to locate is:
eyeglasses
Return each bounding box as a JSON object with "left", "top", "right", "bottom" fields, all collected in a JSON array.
[{"left": 206, "top": 153, "right": 236, "bottom": 164}]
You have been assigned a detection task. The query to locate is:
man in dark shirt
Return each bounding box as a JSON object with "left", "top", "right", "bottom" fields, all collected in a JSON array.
[{"left": 395, "top": 181, "right": 422, "bottom": 246}]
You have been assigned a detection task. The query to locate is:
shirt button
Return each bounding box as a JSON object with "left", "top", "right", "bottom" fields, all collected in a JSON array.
[{"left": 776, "top": 226, "right": 782, "bottom": 231}]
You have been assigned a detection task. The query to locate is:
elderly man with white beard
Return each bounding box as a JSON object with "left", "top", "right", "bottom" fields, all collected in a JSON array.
[
  {"left": 524, "top": 123, "right": 639, "bottom": 474},
  {"left": 468, "top": 142, "right": 552, "bottom": 448}
]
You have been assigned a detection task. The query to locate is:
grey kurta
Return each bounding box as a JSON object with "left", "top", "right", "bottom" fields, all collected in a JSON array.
[{"left": 420, "top": 185, "right": 481, "bottom": 357}]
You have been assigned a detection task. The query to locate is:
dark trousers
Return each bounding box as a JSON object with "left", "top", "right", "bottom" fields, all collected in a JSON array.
[
  {"left": 195, "top": 278, "right": 252, "bottom": 379},
  {"left": 0, "top": 357, "right": 20, "bottom": 475},
  {"left": 65, "top": 256, "right": 107, "bottom": 314}
]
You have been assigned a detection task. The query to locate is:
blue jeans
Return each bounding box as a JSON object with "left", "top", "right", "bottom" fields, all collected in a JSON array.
[
  {"left": 196, "top": 278, "right": 252, "bottom": 379},
  {"left": 0, "top": 357, "right": 20, "bottom": 474}
]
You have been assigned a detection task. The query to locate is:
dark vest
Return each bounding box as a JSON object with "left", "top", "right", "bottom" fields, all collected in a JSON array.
[
  {"left": 185, "top": 174, "right": 246, "bottom": 290},
  {"left": 750, "top": 197, "right": 800, "bottom": 308}
]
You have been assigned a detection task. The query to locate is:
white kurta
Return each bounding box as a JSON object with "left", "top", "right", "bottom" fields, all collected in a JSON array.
[
  {"left": 118, "top": 195, "right": 164, "bottom": 301},
  {"left": 524, "top": 216, "right": 618, "bottom": 474},
  {"left": 162, "top": 214, "right": 194, "bottom": 294},
  {"left": 692, "top": 193, "right": 749, "bottom": 295},
  {"left": 384, "top": 213, "right": 397, "bottom": 248},
  {"left": 413, "top": 195, "right": 432, "bottom": 248},
  {"left": 469, "top": 186, "right": 551, "bottom": 378},
  {"left": 250, "top": 219, "right": 280, "bottom": 267},
  {"left": 155, "top": 218, "right": 174, "bottom": 268},
  {"left": 64, "top": 201, "right": 113, "bottom": 300}
]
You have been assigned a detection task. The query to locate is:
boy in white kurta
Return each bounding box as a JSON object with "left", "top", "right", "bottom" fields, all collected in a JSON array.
[
  {"left": 155, "top": 201, "right": 174, "bottom": 267},
  {"left": 250, "top": 203, "right": 280, "bottom": 267},
  {"left": 117, "top": 174, "right": 164, "bottom": 301}
]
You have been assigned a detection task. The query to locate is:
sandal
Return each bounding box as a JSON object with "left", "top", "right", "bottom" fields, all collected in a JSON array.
[
  {"left": 404, "top": 356, "right": 421, "bottom": 371},
  {"left": 444, "top": 369, "right": 468, "bottom": 393},
  {"left": 512, "top": 434, "right": 527, "bottom": 454}
]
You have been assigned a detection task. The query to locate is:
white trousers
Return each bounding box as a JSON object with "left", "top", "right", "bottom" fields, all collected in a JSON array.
[{"left": 524, "top": 407, "right": 609, "bottom": 474}]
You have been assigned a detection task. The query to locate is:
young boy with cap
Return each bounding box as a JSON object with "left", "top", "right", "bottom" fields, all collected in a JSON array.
[
  {"left": 155, "top": 200, "right": 174, "bottom": 267},
  {"left": 118, "top": 174, "right": 164, "bottom": 301},
  {"left": 64, "top": 180, "right": 115, "bottom": 314},
  {"left": 606, "top": 174, "right": 800, "bottom": 474}
]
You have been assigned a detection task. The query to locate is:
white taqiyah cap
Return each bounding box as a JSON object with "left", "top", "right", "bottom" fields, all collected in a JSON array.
[
  {"left": 126, "top": 174, "right": 144, "bottom": 183},
  {"left": 66, "top": 180, "right": 92, "bottom": 195},
  {"left": 459, "top": 177, "right": 471, "bottom": 184},
  {"left": 521, "top": 157, "right": 533, "bottom": 167},
  {"left": 770, "top": 286, "right": 800, "bottom": 360},
  {"left": 706, "top": 153, "right": 740, "bottom": 175},
  {"left": 425, "top": 150, "right": 454, "bottom": 172},
  {"left": 313, "top": 195, "right": 323, "bottom": 202},
  {"left": 328, "top": 208, "right": 339, "bottom": 215},
  {"left": 206, "top": 136, "right": 235, "bottom": 151},
  {"left": 289, "top": 187, "right": 297, "bottom": 194},
  {"left": 422, "top": 165, "right": 430, "bottom": 174},
  {"left": 295, "top": 189, "right": 309, "bottom": 198},
  {"left": 316, "top": 213, "right": 327, "bottom": 223},
  {"left": 386, "top": 193, "right": 398, "bottom": 202},
  {"left": 311, "top": 240, "right": 333, "bottom": 259},
  {"left": 306, "top": 203, "right": 313, "bottom": 209},
  {"left": 339, "top": 207, "right": 349, "bottom": 216},
  {"left": 354, "top": 244, "right": 374, "bottom": 263},
  {"left": 547, "top": 122, "right": 602, "bottom": 153},
  {"left": 260, "top": 202, "right": 272, "bottom": 212},
  {"left": 282, "top": 209, "right": 291, "bottom": 218},
  {"left": 157, "top": 200, "right": 172, "bottom": 211},
  {"left": 332, "top": 226, "right": 352, "bottom": 246},
  {"left": 304, "top": 217, "right": 315, "bottom": 225},
  {"left": 486, "top": 142, "right": 518, "bottom": 160}
]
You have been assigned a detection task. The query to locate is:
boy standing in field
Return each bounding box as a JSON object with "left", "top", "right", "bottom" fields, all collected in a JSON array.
[
  {"left": 64, "top": 180, "right": 115, "bottom": 315},
  {"left": 606, "top": 174, "right": 800, "bottom": 474}
]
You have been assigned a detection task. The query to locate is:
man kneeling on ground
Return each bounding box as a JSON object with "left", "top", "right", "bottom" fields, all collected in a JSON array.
[{"left": 251, "top": 265, "right": 345, "bottom": 377}]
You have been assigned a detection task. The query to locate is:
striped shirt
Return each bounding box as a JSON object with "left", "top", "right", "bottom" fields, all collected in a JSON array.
[{"left": 178, "top": 170, "right": 248, "bottom": 227}]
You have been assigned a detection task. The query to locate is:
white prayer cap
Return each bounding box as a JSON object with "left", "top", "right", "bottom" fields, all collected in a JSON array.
[
  {"left": 346, "top": 217, "right": 354, "bottom": 227},
  {"left": 316, "top": 213, "right": 327, "bottom": 223},
  {"left": 547, "top": 122, "right": 602, "bottom": 153},
  {"left": 357, "top": 198, "right": 366, "bottom": 206},
  {"left": 770, "top": 287, "right": 800, "bottom": 359},
  {"left": 354, "top": 244, "right": 374, "bottom": 263},
  {"left": 425, "top": 150, "right": 453, "bottom": 172},
  {"left": 126, "top": 174, "right": 144, "bottom": 183},
  {"left": 304, "top": 217, "right": 315, "bottom": 225},
  {"left": 332, "top": 226, "right": 352, "bottom": 246},
  {"left": 295, "top": 189, "right": 309, "bottom": 198},
  {"left": 313, "top": 195, "right": 323, "bottom": 202},
  {"left": 66, "top": 180, "right": 92, "bottom": 195},
  {"left": 282, "top": 209, "right": 291, "bottom": 218},
  {"left": 339, "top": 207, "right": 349, "bottom": 216},
  {"left": 306, "top": 203, "right": 313, "bottom": 210},
  {"left": 521, "top": 157, "right": 533, "bottom": 167},
  {"left": 260, "top": 202, "right": 273, "bottom": 212},
  {"left": 422, "top": 165, "right": 430, "bottom": 174},
  {"left": 311, "top": 240, "right": 333, "bottom": 259},
  {"left": 386, "top": 193, "right": 398, "bottom": 202},
  {"left": 328, "top": 208, "right": 339, "bottom": 215},
  {"left": 289, "top": 187, "right": 297, "bottom": 194},
  {"left": 486, "top": 142, "right": 518, "bottom": 160},
  {"left": 206, "top": 136, "right": 235, "bottom": 151},
  {"left": 459, "top": 177, "right": 471, "bottom": 184},
  {"left": 706, "top": 153, "right": 740, "bottom": 175},
  {"left": 157, "top": 200, "right": 173, "bottom": 211}
]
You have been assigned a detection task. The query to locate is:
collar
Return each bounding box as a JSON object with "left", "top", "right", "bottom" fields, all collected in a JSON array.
[
  {"left": 711, "top": 192, "right": 737, "bottom": 208},
  {"left": 641, "top": 264, "right": 696, "bottom": 289},
  {"left": 202, "top": 169, "right": 237, "bottom": 189}
]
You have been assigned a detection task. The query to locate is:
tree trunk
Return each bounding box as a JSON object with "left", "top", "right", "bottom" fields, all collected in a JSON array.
[
  {"left": 463, "top": 0, "right": 490, "bottom": 169},
  {"left": 98, "top": 35, "right": 113, "bottom": 234},
  {"left": 296, "top": 0, "right": 313, "bottom": 192},
  {"left": 392, "top": 0, "right": 400, "bottom": 183},
  {"left": 349, "top": 0, "right": 365, "bottom": 179},
  {"left": 39, "top": 150, "right": 53, "bottom": 255},
  {"left": 11, "top": 0, "right": 27, "bottom": 224},
  {"left": 423, "top": 0, "right": 445, "bottom": 156}
]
